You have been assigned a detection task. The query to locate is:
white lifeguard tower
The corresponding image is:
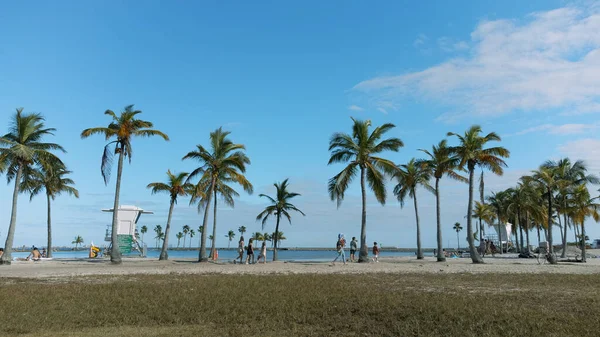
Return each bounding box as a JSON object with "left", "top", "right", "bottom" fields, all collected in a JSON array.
[
  {"left": 102, "top": 205, "right": 153, "bottom": 256},
  {"left": 491, "top": 222, "right": 513, "bottom": 252}
]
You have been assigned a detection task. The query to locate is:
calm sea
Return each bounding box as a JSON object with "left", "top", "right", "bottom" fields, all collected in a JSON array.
[{"left": 12, "top": 249, "right": 417, "bottom": 262}]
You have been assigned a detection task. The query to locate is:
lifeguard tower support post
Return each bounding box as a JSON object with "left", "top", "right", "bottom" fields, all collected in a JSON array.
[{"left": 103, "top": 205, "right": 153, "bottom": 257}]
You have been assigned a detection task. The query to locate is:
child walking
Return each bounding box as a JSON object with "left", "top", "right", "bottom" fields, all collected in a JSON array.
[
  {"left": 256, "top": 242, "right": 267, "bottom": 264},
  {"left": 372, "top": 242, "right": 380, "bottom": 262}
]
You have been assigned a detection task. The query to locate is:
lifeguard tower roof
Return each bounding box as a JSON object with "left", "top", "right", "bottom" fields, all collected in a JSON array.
[{"left": 102, "top": 205, "right": 153, "bottom": 236}]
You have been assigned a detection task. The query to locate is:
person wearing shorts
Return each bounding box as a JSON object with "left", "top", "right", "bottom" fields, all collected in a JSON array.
[
  {"left": 349, "top": 237, "right": 358, "bottom": 262},
  {"left": 236, "top": 236, "right": 244, "bottom": 264},
  {"left": 372, "top": 242, "right": 380, "bottom": 262},
  {"left": 256, "top": 241, "right": 267, "bottom": 264},
  {"left": 245, "top": 238, "right": 254, "bottom": 264}
]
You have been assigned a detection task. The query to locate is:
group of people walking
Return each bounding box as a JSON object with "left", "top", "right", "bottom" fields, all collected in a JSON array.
[
  {"left": 332, "top": 234, "right": 380, "bottom": 265},
  {"left": 235, "top": 236, "right": 268, "bottom": 264}
]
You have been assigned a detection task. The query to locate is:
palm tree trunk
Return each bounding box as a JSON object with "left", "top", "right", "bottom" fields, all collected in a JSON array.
[
  {"left": 525, "top": 213, "right": 531, "bottom": 253},
  {"left": 210, "top": 189, "right": 218, "bottom": 258},
  {"left": 435, "top": 179, "right": 445, "bottom": 262},
  {"left": 414, "top": 190, "right": 423, "bottom": 260},
  {"left": 46, "top": 193, "right": 53, "bottom": 258},
  {"left": 456, "top": 231, "right": 460, "bottom": 250},
  {"left": 159, "top": 199, "right": 175, "bottom": 261},
  {"left": 581, "top": 220, "right": 587, "bottom": 263},
  {"left": 1, "top": 164, "right": 23, "bottom": 265},
  {"left": 561, "top": 213, "right": 568, "bottom": 258},
  {"left": 546, "top": 188, "right": 557, "bottom": 264},
  {"left": 467, "top": 167, "right": 483, "bottom": 263},
  {"left": 109, "top": 147, "right": 125, "bottom": 264},
  {"left": 198, "top": 176, "right": 216, "bottom": 262},
  {"left": 496, "top": 212, "right": 503, "bottom": 254},
  {"left": 537, "top": 225, "right": 541, "bottom": 246},
  {"left": 183, "top": 234, "right": 186, "bottom": 249},
  {"left": 273, "top": 213, "right": 281, "bottom": 261},
  {"left": 358, "top": 166, "right": 369, "bottom": 263}
]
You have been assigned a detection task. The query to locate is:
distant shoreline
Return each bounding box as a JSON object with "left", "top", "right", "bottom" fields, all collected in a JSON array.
[{"left": 11, "top": 246, "right": 442, "bottom": 253}]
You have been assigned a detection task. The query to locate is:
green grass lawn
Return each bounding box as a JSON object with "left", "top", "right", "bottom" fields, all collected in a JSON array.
[{"left": 0, "top": 273, "right": 598, "bottom": 337}]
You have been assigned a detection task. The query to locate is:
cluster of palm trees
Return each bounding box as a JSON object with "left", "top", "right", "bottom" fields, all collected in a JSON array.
[
  {"left": 328, "top": 120, "right": 509, "bottom": 264},
  {"left": 3, "top": 106, "right": 598, "bottom": 267},
  {"left": 72, "top": 235, "right": 84, "bottom": 249},
  {"left": 482, "top": 159, "right": 599, "bottom": 264}
]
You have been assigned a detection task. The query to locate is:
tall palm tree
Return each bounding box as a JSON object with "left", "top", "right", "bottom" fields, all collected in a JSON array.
[
  {"left": 486, "top": 190, "right": 510, "bottom": 254},
  {"left": 72, "top": 235, "right": 84, "bottom": 249},
  {"left": 189, "top": 229, "right": 195, "bottom": 248},
  {"left": 21, "top": 164, "right": 79, "bottom": 258},
  {"left": 419, "top": 140, "right": 466, "bottom": 262},
  {"left": 81, "top": 105, "right": 169, "bottom": 264},
  {"left": 147, "top": 170, "right": 193, "bottom": 260},
  {"left": 191, "top": 170, "right": 252, "bottom": 259},
  {"left": 569, "top": 185, "right": 600, "bottom": 263},
  {"left": 176, "top": 232, "right": 183, "bottom": 248},
  {"left": 525, "top": 163, "right": 564, "bottom": 264},
  {"left": 182, "top": 225, "right": 190, "bottom": 248},
  {"left": 238, "top": 225, "right": 247, "bottom": 238},
  {"left": 140, "top": 225, "right": 148, "bottom": 244},
  {"left": 448, "top": 125, "right": 509, "bottom": 264},
  {"left": 328, "top": 118, "right": 403, "bottom": 262},
  {"left": 256, "top": 179, "right": 305, "bottom": 261},
  {"left": 393, "top": 158, "right": 433, "bottom": 260},
  {"left": 226, "top": 230, "right": 236, "bottom": 248},
  {"left": 453, "top": 222, "right": 463, "bottom": 250},
  {"left": 554, "top": 158, "right": 599, "bottom": 258},
  {"left": 0, "top": 108, "right": 65, "bottom": 265},
  {"left": 183, "top": 127, "right": 252, "bottom": 262}
]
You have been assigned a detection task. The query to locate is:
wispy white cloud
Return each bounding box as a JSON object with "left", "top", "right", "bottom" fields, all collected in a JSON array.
[
  {"left": 437, "top": 37, "right": 469, "bottom": 52},
  {"left": 558, "top": 138, "right": 600, "bottom": 173},
  {"left": 515, "top": 122, "right": 598, "bottom": 135},
  {"left": 354, "top": 5, "right": 600, "bottom": 121},
  {"left": 413, "top": 33, "right": 428, "bottom": 47},
  {"left": 348, "top": 105, "right": 364, "bottom": 111}
]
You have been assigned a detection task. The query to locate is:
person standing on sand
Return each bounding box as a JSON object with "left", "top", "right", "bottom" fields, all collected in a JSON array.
[
  {"left": 236, "top": 236, "right": 245, "bottom": 264},
  {"left": 245, "top": 238, "right": 254, "bottom": 264},
  {"left": 372, "top": 242, "right": 380, "bottom": 262},
  {"left": 256, "top": 241, "right": 267, "bottom": 264},
  {"left": 349, "top": 237, "right": 358, "bottom": 262},
  {"left": 332, "top": 234, "right": 346, "bottom": 265}
]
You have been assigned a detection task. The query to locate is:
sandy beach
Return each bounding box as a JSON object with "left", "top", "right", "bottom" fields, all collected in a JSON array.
[{"left": 3, "top": 250, "right": 600, "bottom": 279}]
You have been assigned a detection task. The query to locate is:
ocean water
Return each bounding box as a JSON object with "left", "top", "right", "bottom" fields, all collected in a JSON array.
[{"left": 11, "top": 249, "right": 416, "bottom": 262}]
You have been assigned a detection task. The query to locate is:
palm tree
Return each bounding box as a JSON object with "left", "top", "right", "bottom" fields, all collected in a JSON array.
[
  {"left": 189, "top": 229, "right": 195, "bottom": 248},
  {"left": 453, "top": 222, "right": 463, "bottom": 250},
  {"left": 486, "top": 191, "right": 510, "bottom": 254},
  {"left": 182, "top": 225, "right": 190, "bottom": 248},
  {"left": 569, "top": 185, "right": 600, "bottom": 263},
  {"left": 0, "top": 108, "right": 65, "bottom": 265},
  {"left": 191, "top": 170, "right": 252, "bottom": 259},
  {"left": 419, "top": 140, "right": 466, "bottom": 262},
  {"left": 21, "top": 164, "right": 79, "bottom": 258},
  {"left": 263, "top": 232, "right": 272, "bottom": 247},
  {"left": 226, "top": 230, "right": 236, "bottom": 248},
  {"left": 256, "top": 179, "right": 305, "bottom": 261},
  {"left": 208, "top": 235, "right": 214, "bottom": 247},
  {"left": 472, "top": 201, "right": 496, "bottom": 254},
  {"left": 176, "top": 232, "right": 184, "bottom": 248},
  {"left": 154, "top": 225, "right": 163, "bottom": 248},
  {"left": 140, "top": 225, "right": 148, "bottom": 244},
  {"left": 147, "top": 170, "right": 193, "bottom": 261},
  {"left": 447, "top": 125, "right": 509, "bottom": 264},
  {"left": 81, "top": 105, "right": 169, "bottom": 264},
  {"left": 328, "top": 118, "right": 403, "bottom": 262},
  {"left": 554, "top": 159, "right": 599, "bottom": 258},
  {"left": 525, "top": 163, "right": 565, "bottom": 264},
  {"left": 272, "top": 232, "right": 286, "bottom": 247},
  {"left": 253, "top": 232, "right": 263, "bottom": 246},
  {"left": 393, "top": 158, "right": 433, "bottom": 260},
  {"left": 238, "top": 226, "right": 247, "bottom": 238},
  {"left": 183, "top": 127, "right": 252, "bottom": 262},
  {"left": 72, "top": 235, "right": 84, "bottom": 249}
]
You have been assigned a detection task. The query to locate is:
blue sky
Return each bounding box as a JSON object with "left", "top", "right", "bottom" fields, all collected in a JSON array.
[{"left": 1, "top": 1, "right": 600, "bottom": 249}]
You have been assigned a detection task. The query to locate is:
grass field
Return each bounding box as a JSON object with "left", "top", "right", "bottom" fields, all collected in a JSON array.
[{"left": 0, "top": 273, "right": 598, "bottom": 337}]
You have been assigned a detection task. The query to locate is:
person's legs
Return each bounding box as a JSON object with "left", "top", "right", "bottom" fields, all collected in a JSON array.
[{"left": 341, "top": 249, "right": 346, "bottom": 264}]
